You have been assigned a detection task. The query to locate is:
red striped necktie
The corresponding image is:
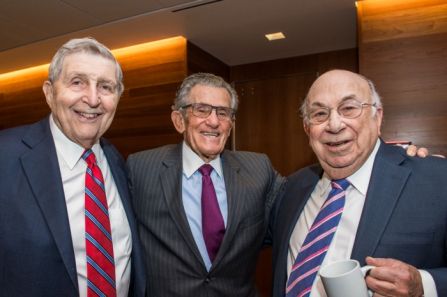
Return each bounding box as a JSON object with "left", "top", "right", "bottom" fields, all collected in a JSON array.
[
  {"left": 82, "top": 149, "right": 117, "bottom": 297},
  {"left": 286, "top": 179, "right": 350, "bottom": 297}
]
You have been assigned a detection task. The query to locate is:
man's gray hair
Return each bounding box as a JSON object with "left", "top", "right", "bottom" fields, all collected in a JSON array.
[
  {"left": 173, "top": 73, "right": 238, "bottom": 111},
  {"left": 48, "top": 37, "right": 124, "bottom": 95},
  {"left": 300, "top": 72, "right": 383, "bottom": 123}
]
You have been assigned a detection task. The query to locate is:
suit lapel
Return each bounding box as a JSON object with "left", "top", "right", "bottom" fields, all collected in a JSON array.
[
  {"left": 278, "top": 166, "right": 322, "bottom": 268},
  {"left": 20, "top": 118, "right": 78, "bottom": 290},
  {"left": 210, "top": 151, "right": 243, "bottom": 269},
  {"left": 160, "top": 144, "right": 206, "bottom": 267},
  {"left": 351, "top": 143, "right": 410, "bottom": 265}
]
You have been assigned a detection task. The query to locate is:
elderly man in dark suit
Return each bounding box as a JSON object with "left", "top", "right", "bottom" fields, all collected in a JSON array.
[
  {"left": 0, "top": 37, "right": 145, "bottom": 297},
  {"left": 127, "top": 72, "right": 284, "bottom": 297},
  {"left": 271, "top": 69, "right": 447, "bottom": 297}
]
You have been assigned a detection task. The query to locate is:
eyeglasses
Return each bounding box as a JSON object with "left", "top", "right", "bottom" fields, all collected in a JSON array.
[
  {"left": 180, "top": 103, "right": 235, "bottom": 121},
  {"left": 306, "top": 99, "right": 377, "bottom": 125}
]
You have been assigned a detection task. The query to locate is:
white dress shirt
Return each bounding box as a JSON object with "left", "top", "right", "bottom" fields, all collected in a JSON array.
[
  {"left": 287, "top": 139, "right": 437, "bottom": 297},
  {"left": 49, "top": 115, "right": 132, "bottom": 297}
]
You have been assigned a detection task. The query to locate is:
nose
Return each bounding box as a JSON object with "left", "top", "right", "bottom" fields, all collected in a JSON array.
[
  {"left": 205, "top": 108, "right": 220, "bottom": 126},
  {"left": 82, "top": 84, "right": 101, "bottom": 107},
  {"left": 325, "top": 109, "right": 345, "bottom": 133}
]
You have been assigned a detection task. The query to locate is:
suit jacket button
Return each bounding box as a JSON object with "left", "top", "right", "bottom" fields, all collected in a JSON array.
[{"left": 205, "top": 277, "right": 211, "bottom": 284}]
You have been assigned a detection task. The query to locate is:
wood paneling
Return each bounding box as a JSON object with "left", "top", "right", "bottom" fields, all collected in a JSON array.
[
  {"left": 187, "top": 42, "right": 230, "bottom": 79},
  {"left": 358, "top": 0, "right": 447, "bottom": 155}
]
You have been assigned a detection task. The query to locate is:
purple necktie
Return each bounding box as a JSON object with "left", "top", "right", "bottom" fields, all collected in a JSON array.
[{"left": 199, "top": 164, "right": 225, "bottom": 262}]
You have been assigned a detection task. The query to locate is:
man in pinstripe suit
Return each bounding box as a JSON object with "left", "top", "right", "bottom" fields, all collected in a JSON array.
[{"left": 127, "top": 73, "right": 284, "bottom": 297}]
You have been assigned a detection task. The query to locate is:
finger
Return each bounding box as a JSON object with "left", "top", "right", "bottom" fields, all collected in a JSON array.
[
  {"left": 416, "top": 147, "right": 428, "bottom": 158},
  {"left": 365, "top": 256, "right": 394, "bottom": 267},
  {"left": 366, "top": 274, "right": 396, "bottom": 296},
  {"left": 406, "top": 144, "right": 417, "bottom": 156}
]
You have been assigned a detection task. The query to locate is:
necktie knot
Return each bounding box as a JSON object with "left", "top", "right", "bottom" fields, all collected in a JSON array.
[
  {"left": 331, "top": 178, "right": 350, "bottom": 191},
  {"left": 199, "top": 164, "right": 213, "bottom": 177},
  {"left": 82, "top": 149, "right": 97, "bottom": 167}
]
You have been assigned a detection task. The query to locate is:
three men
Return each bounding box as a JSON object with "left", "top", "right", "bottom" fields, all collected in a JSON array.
[
  {"left": 0, "top": 38, "right": 145, "bottom": 297},
  {"left": 271, "top": 70, "right": 447, "bottom": 297},
  {"left": 127, "top": 73, "right": 284, "bottom": 296}
]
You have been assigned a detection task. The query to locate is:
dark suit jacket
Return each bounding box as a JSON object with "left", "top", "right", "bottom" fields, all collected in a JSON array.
[
  {"left": 0, "top": 117, "right": 146, "bottom": 297},
  {"left": 127, "top": 143, "right": 284, "bottom": 297},
  {"left": 271, "top": 141, "right": 447, "bottom": 296}
]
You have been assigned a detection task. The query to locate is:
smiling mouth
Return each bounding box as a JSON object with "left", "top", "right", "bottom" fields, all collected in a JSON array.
[
  {"left": 326, "top": 140, "right": 350, "bottom": 147},
  {"left": 76, "top": 111, "right": 101, "bottom": 119},
  {"left": 201, "top": 131, "right": 220, "bottom": 137}
]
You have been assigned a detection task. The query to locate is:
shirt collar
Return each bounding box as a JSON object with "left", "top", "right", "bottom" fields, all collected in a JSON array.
[
  {"left": 322, "top": 139, "right": 381, "bottom": 195},
  {"left": 182, "top": 141, "right": 223, "bottom": 178},
  {"left": 49, "top": 114, "right": 102, "bottom": 170}
]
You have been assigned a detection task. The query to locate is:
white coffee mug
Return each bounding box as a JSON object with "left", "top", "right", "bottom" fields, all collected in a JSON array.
[{"left": 319, "top": 259, "right": 374, "bottom": 297}]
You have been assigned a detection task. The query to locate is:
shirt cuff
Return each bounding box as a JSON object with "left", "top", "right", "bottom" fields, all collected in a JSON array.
[{"left": 419, "top": 270, "right": 438, "bottom": 297}]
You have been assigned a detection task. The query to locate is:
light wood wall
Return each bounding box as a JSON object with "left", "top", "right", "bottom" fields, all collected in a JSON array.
[{"left": 358, "top": 0, "right": 447, "bottom": 155}]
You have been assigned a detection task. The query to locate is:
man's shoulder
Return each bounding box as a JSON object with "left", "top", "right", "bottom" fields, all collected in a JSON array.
[
  {"left": 127, "top": 144, "right": 179, "bottom": 164},
  {"left": 287, "top": 163, "right": 322, "bottom": 184},
  {"left": 381, "top": 143, "right": 447, "bottom": 173},
  {"left": 0, "top": 119, "right": 48, "bottom": 153},
  {"left": 223, "top": 149, "right": 270, "bottom": 163}
]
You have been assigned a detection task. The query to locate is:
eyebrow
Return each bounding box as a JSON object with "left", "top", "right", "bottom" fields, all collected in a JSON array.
[
  {"left": 63, "top": 72, "right": 116, "bottom": 85},
  {"left": 309, "top": 94, "right": 359, "bottom": 108}
]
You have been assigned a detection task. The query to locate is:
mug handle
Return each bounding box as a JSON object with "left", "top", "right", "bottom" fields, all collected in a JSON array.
[{"left": 361, "top": 265, "right": 375, "bottom": 297}]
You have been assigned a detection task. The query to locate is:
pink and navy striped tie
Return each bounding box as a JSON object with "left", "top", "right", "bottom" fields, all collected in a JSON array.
[
  {"left": 82, "top": 149, "right": 116, "bottom": 297},
  {"left": 285, "top": 179, "right": 350, "bottom": 297}
]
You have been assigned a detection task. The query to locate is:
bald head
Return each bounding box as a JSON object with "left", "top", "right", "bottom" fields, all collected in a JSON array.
[{"left": 302, "top": 69, "right": 384, "bottom": 179}]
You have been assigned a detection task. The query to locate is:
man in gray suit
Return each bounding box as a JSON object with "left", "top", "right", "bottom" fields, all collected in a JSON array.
[{"left": 127, "top": 73, "right": 284, "bottom": 297}]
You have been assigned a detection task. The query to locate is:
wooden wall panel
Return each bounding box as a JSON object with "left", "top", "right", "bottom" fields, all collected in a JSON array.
[
  {"left": 187, "top": 42, "right": 230, "bottom": 79},
  {"left": 358, "top": 0, "right": 447, "bottom": 155}
]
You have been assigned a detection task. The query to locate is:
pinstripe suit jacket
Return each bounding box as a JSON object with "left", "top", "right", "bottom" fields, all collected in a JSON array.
[{"left": 127, "top": 143, "right": 284, "bottom": 297}]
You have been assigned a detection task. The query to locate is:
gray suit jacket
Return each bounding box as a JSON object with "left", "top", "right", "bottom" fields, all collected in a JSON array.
[
  {"left": 127, "top": 143, "right": 284, "bottom": 297},
  {"left": 271, "top": 141, "right": 447, "bottom": 297}
]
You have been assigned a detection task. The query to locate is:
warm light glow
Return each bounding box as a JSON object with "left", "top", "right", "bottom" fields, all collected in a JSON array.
[
  {"left": 0, "top": 36, "right": 186, "bottom": 87},
  {"left": 112, "top": 36, "right": 185, "bottom": 59},
  {"left": 265, "top": 32, "right": 286, "bottom": 41},
  {"left": 0, "top": 64, "right": 48, "bottom": 84}
]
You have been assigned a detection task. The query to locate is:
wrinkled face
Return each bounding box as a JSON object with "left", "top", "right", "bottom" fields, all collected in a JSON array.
[
  {"left": 304, "top": 70, "right": 383, "bottom": 179},
  {"left": 43, "top": 52, "right": 120, "bottom": 148},
  {"left": 171, "top": 84, "right": 234, "bottom": 162}
]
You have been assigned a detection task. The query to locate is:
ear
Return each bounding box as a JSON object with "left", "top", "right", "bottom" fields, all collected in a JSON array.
[
  {"left": 375, "top": 107, "right": 384, "bottom": 136},
  {"left": 303, "top": 120, "right": 310, "bottom": 136},
  {"left": 171, "top": 110, "right": 186, "bottom": 134},
  {"left": 42, "top": 81, "right": 54, "bottom": 109}
]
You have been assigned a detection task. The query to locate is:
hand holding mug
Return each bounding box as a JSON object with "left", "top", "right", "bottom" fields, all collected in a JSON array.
[{"left": 364, "top": 257, "right": 424, "bottom": 297}]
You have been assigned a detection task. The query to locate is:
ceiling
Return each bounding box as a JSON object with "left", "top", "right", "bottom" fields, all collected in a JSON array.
[{"left": 0, "top": 0, "right": 358, "bottom": 74}]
